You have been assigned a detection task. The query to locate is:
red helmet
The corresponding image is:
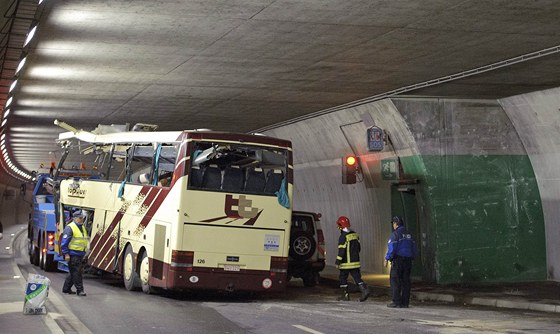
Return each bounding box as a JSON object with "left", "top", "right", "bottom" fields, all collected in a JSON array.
[{"left": 336, "top": 216, "right": 351, "bottom": 229}]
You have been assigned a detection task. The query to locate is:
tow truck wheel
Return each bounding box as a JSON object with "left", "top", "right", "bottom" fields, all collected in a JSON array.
[
  {"left": 123, "top": 245, "right": 140, "bottom": 291},
  {"left": 39, "top": 237, "right": 45, "bottom": 270},
  {"left": 44, "top": 253, "right": 57, "bottom": 272},
  {"left": 139, "top": 251, "right": 154, "bottom": 294},
  {"left": 31, "top": 244, "right": 40, "bottom": 266}
]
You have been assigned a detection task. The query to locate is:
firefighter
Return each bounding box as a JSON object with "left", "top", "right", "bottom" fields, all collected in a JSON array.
[
  {"left": 61, "top": 210, "right": 89, "bottom": 296},
  {"left": 335, "top": 216, "right": 370, "bottom": 302}
]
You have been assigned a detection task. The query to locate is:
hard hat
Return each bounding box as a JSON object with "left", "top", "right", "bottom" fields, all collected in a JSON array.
[{"left": 336, "top": 216, "right": 351, "bottom": 229}]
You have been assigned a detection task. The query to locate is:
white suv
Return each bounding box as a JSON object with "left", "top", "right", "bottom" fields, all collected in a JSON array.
[{"left": 288, "top": 211, "right": 326, "bottom": 287}]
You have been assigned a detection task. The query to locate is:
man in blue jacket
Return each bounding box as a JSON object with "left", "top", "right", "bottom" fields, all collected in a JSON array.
[
  {"left": 384, "top": 216, "right": 416, "bottom": 308},
  {"left": 61, "top": 210, "right": 89, "bottom": 296}
]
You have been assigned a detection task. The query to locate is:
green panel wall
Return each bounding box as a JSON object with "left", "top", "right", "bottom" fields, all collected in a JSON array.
[{"left": 400, "top": 154, "right": 546, "bottom": 284}]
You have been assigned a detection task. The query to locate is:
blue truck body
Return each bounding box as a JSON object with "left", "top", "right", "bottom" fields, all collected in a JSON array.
[{"left": 28, "top": 173, "right": 68, "bottom": 272}]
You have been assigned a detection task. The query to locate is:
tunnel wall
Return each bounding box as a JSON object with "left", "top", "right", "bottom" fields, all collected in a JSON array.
[
  {"left": 0, "top": 183, "right": 32, "bottom": 230},
  {"left": 264, "top": 97, "right": 548, "bottom": 284},
  {"left": 500, "top": 87, "right": 560, "bottom": 281},
  {"left": 392, "top": 98, "right": 546, "bottom": 284},
  {"left": 265, "top": 107, "right": 395, "bottom": 274}
]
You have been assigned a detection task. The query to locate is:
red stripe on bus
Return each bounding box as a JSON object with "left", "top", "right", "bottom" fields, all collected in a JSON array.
[
  {"left": 94, "top": 186, "right": 156, "bottom": 267},
  {"left": 90, "top": 186, "right": 151, "bottom": 268},
  {"left": 89, "top": 210, "right": 124, "bottom": 259},
  {"left": 135, "top": 187, "right": 169, "bottom": 232},
  {"left": 99, "top": 242, "right": 117, "bottom": 272}
]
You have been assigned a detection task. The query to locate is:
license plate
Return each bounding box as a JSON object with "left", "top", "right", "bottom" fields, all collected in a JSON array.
[{"left": 224, "top": 265, "right": 240, "bottom": 272}]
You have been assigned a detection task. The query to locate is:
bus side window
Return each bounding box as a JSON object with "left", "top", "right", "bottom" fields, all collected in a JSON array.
[
  {"left": 244, "top": 167, "right": 265, "bottom": 192},
  {"left": 222, "top": 166, "right": 244, "bottom": 192},
  {"left": 264, "top": 169, "right": 284, "bottom": 194},
  {"left": 158, "top": 172, "right": 173, "bottom": 187},
  {"left": 202, "top": 164, "right": 222, "bottom": 189},
  {"left": 190, "top": 166, "right": 204, "bottom": 188}
]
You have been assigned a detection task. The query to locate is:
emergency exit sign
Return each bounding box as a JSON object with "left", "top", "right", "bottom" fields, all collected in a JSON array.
[{"left": 381, "top": 158, "right": 399, "bottom": 180}]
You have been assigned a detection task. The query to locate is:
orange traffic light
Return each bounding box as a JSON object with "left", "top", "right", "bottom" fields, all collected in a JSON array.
[{"left": 342, "top": 155, "right": 359, "bottom": 184}]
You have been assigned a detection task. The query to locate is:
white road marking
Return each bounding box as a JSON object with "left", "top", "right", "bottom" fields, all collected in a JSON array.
[{"left": 293, "top": 324, "right": 325, "bottom": 334}]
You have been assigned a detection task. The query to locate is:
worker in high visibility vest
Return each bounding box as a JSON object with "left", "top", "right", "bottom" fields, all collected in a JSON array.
[{"left": 61, "top": 210, "right": 89, "bottom": 296}]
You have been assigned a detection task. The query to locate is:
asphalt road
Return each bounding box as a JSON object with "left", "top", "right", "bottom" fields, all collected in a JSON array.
[{"left": 12, "top": 231, "right": 560, "bottom": 334}]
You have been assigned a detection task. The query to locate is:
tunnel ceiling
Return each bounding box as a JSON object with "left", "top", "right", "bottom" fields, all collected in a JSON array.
[{"left": 1, "top": 0, "right": 560, "bottom": 184}]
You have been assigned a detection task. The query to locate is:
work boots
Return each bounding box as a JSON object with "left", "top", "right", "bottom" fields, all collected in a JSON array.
[
  {"left": 359, "top": 283, "right": 370, "bottom": 302},
  {"left": 337, "top": 288, "right": 350, "bottom": 301}
]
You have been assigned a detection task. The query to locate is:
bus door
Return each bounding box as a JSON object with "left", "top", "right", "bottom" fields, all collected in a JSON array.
[{"left": 152, "top": 223, "right": 170, "bottom": 280}]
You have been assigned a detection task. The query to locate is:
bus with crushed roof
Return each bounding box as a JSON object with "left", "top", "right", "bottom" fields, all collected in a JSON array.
[{"left": 53, "top": 120, "right": 293, "bottom": 293}]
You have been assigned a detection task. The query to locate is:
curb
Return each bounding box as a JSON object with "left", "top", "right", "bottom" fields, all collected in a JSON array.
[{"left": 413, "top": 291, "right": 560, "bottom": 313}]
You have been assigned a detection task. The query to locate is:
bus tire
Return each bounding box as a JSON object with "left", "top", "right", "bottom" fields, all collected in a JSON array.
[
  {"left": 139, "top": 251, "right": 154, "bottom": 294},
  {"left": 123, "top": 245, "right": 140, "bottom": 291}
]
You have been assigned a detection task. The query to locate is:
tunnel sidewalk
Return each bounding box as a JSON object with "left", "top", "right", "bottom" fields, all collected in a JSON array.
[
  {"left": 320, "top": 265, "right": 560, "bottom": 313},
  {"left": 0, "top": 224, "right": 57, "bottom": 334}
]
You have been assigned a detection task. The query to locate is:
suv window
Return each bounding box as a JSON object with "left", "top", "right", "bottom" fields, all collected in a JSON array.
[{"left": 291, "top": 215, "right": 315, "bottom": 236}]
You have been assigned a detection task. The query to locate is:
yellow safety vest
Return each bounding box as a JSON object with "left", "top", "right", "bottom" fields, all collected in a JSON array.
[{"left": 68, "top": 222, "right": 88, "bottom": 252}]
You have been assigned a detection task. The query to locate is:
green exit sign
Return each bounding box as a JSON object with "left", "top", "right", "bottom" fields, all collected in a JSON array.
[{"left": 381, "top": 158, "right": 399, "bottom": 180}]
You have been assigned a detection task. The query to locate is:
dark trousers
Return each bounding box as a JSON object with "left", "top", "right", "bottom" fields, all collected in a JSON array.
[
  {"left": 339, "top": 268, "right": 364, "bottom": 288},
  {"left": 63, "top": 255, "right": 85, "bottom": 293},
  {"left": 390, "top": 256, "right": 412, "bottom": 306}
]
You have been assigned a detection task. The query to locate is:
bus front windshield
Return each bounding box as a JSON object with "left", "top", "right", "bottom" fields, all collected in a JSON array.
[{"left": 188, "top": 141, "right": 288, "bottom": 196}]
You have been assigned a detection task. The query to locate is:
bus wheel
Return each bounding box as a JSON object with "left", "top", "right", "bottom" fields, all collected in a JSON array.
[
  {"left": 123, "top": 245, "right": 140, "bottom": 291},
  {"left": 139, "top": 251, "right": 153, "bottom": 294}
]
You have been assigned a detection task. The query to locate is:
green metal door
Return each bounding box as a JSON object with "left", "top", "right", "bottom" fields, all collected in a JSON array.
[{"left": 390, "top": 185, "right": 423, "bottom": 280}]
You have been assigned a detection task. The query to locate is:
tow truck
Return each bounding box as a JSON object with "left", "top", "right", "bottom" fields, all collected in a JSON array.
[{"left": 28, "top": 161, "right": 97, "bottom": 272}]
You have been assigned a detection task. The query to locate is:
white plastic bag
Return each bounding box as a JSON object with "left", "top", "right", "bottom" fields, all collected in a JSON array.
[{"left": 23, "top": 274, "right": 50, "bottom": 315}]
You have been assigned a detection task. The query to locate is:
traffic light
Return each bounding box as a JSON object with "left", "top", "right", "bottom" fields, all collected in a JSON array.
[{"left": 342, "top": 155, "right": 359, "bottom": 184}]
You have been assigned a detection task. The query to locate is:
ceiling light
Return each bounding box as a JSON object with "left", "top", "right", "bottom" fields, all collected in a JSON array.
[
  {"left": 1, "top": 119, "right": 7, "bottom": 127},
  {"left": 24, "top": 25, "right": 38, "bottom": 47},
  {"left": 16, "top": 57, "right": 27, "bottom": 74},
  {"left": 3, "top": 109, "right": 10, "bottom": 117},
  {"left": 6, "top": 97, "right": 13, "bottom": 107},
  {"left": 9, "top": 80, "right": 18, "bottom": 92},
  {"left": 0, "top": 134, "right": 5, "bottom": 140},
  {"left": 39, "top": 0, "right": 45, "bottom": 4}
]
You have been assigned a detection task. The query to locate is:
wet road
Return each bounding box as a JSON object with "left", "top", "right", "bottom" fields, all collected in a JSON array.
[{"left": 9, "top": 228, "right": 560, "bottom": 334}]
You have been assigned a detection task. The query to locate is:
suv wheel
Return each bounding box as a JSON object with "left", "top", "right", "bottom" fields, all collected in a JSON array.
[
  {"left": 302, "top": 271, "right": 319, "bottom": 287},
  {"left": 289, "top": 231, "right": 316, "bottom": 261}
]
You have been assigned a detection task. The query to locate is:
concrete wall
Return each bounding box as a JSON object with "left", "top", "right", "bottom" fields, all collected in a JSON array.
[
  {"left": 393, "top": 98, "right": 545, "bottom": 284},
  {"left": 264, "top": 101, "right": 404, "bottom": 274},
  {"left": 264, "top": 96, "right": 550, "bottom": 284},
  {"left": 0, "top": 183, "right": 32, "bottom": 229},
  {"left": 500, "top": 88, "right": 560, "bottom": 281}
]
